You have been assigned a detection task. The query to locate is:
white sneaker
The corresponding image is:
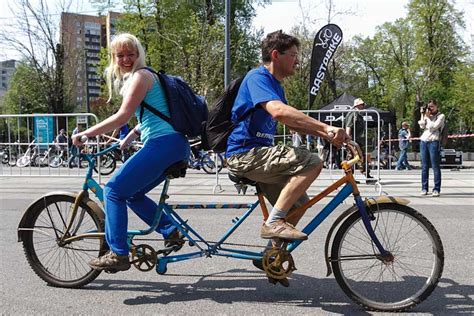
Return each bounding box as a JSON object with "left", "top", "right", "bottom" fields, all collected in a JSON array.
[
  {"left": 420, "top": 190, "right": 428, "bottom": 195},
  {"left": 432, "top": 191, "right": 440, "bottom": 197}
]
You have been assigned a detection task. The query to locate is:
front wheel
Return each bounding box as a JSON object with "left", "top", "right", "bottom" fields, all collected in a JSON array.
[
  {"left": 201, "top": 152, "right": 223, "bottom": 174},
  {"left": 331, "top": 203, "right": 444, "bottom": 312},
  {"left": 20, "top": 195, "right": 107, "bottom": 288}
]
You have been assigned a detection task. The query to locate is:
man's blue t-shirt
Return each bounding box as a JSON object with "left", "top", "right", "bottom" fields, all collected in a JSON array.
[{"left": 226, "top": 66, "right": 287, "bottom": 157}]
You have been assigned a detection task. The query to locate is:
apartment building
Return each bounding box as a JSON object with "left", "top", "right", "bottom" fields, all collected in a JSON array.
[
  {"left": 60, "top": 11, "right": 120, "bottom": 111},
  {"left": 0, "top": 59, "right": 18, "bottom": 101}
]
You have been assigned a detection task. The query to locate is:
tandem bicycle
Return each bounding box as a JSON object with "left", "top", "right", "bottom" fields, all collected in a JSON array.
[{"left": 17, "top": 139, "right": 444, "bottom": 312}]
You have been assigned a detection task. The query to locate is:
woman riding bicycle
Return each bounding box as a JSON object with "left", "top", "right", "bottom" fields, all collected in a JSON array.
[{"left": 72, "top": 33, "right": 190, "bottom": 272}]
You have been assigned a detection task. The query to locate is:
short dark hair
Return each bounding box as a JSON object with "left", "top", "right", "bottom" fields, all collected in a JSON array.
[
  {"left": 428, "top": 99, "right": 438, "bottom": 106},
  {"left": 261, "top": 30, "right": 300, "bottom": 63}
]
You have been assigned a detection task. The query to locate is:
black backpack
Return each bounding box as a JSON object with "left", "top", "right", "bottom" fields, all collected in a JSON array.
[
  {"left": 139, "top": 67, "right": 208, "bottom": 138},
  {"left": 201, "top": 75, "right": 253, "bottom": 153}
]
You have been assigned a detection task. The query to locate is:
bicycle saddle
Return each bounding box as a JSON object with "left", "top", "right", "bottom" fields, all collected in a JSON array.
[
  {"left": 165, "top": 160, "right": 187, "bottom": 179},
  {"left": 228, "top": 172, "right": 256, "bottom": 195}
]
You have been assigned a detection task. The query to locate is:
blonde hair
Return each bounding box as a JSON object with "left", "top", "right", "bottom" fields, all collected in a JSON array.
[{"left": 104, "top": 33, "right": 147, "bottom": 101}]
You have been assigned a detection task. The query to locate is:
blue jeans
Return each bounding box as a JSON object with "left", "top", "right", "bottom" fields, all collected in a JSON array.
[
  {"left": 420, "top": 141, "right": 441, "bottom": 192},
  {"left": 396, "top": 148, "right": 411, "bottom": 169},
  {"left": 104, "top": 133, "right": 190, "bottom": 255}
]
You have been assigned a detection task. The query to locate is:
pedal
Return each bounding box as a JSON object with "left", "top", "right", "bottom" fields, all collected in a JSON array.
[{"left": 157, "top": 246, "right": 174, "bottom": 256}]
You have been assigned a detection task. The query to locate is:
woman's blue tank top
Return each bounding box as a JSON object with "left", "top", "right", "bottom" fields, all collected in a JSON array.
[{"left": 135, "top": 76, "right": 178, "bottom": 143}]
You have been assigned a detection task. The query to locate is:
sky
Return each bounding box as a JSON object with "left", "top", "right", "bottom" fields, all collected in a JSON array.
[
  {"left": 253, "top": 0, "right": 473, "bottom": 44},
  {"left": 0, "top": 0, "right": 473, "bottom": 60}
]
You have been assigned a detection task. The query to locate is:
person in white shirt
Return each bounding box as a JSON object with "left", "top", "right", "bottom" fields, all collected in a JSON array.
[{"left": 418, "top": 99, "right": 445, "bottom": 197}]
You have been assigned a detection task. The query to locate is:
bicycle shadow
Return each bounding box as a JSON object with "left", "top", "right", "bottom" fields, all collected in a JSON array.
[{"left": 85, "top": 270, "right": 473, "bottom": 314}]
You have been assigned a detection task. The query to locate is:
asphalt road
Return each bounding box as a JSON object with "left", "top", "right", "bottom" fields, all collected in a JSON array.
[{"left": 1, "top": 168, "right": 473, "bottom": 315}]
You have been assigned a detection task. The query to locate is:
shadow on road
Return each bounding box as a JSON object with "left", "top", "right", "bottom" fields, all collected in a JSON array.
[{"left": 82, "top": 270, "right": 473, "bottom": 314}]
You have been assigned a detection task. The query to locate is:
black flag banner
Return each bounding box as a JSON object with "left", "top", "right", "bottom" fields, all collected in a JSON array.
[{"left": 308, "top": 24, "right": 343, "bottom": 109}]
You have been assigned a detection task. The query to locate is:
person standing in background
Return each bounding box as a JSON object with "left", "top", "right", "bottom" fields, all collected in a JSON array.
[
  {"left": 418, "top": 100, "right": 445, "bottom": 197},
  {"left": 290, "top": 129, "right": 302, "bottom": 148},
  {"left": 396, "top": 122, "right": 412, "bottom": 170},
  {"left": 345, "top": 98, "right": 375, "bottom": 184}
]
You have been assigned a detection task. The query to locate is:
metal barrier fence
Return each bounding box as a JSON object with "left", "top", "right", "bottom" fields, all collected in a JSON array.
[
  {"left": 280, "top": 109, "right": 386, "bottom": 187},
  {"left": 1, "top": 110, "right": 387, "bottom": 193},
  {"left": 0, "top": 113, "right": 100, "bottom": 178}
]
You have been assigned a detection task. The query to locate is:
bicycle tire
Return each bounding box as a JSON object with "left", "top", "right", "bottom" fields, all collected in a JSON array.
[
  {"left": 8, "top": 153, "right": 17, "bottom": 166},
  {"left": 201, "top": 153, "right": 223, "bottom": 174},
  {"left": 21, "top": 195, "right": 107, "bottom": 288},
  {"left": 1, "top": 152, "right": 9, "bottom": 165},
  {"left": 94, "top": 153, "right": 116, "bottom": 175},
  {"left": 49, "top": 156, "right": 63, "bottom": 168},
  {"left": 34, "top": 154, "right": 49, "bottom": 167},
  {"left": 331, "top": 203, "right": 444, "bottom": 312},
  {"left": 16, "top": 155, "right": 31, "bottom": 168}
]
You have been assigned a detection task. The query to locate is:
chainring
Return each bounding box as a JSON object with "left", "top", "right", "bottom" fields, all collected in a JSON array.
[
  {"left": 130, "top": 244, "right": 157, "bottom": 272},
  {"left": 262, "top": 248, "right": 295, "bottom": 280}
]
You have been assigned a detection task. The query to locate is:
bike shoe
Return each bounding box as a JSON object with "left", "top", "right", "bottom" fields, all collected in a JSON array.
[
  {"left": 88, "top": 251, "right": 131, "bottom": 271},
  {"left": 164, "top": 229, "right": 185, "bottom": 251},
  {"left": 260, "top": 220, "right": 308, "bottom": 240}
]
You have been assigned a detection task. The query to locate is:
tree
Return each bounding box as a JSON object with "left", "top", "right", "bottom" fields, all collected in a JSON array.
[
  {"left": 407, "top": 0, "right": 466, "bottom": 137},
  {"left": 0, "top": 0, "right": 74, "bottom": 114},
  {"left": 93, "top": 0, "right": 262, "bottom": 105},
  {"left": 2, "top": 63, "right": 50, "bottom": 114}
]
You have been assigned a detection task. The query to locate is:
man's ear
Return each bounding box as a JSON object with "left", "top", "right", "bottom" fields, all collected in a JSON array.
[{"left": 270, "top": 49, "right": 279, "bottom": 61}]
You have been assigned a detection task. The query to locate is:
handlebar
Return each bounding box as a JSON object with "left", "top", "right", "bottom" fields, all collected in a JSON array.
[
  {"left": 71, "top": 136, "right": 121, "bottom": 160},
  {"left": 343, "top": 141, "right": 364, "bottom": 169}
]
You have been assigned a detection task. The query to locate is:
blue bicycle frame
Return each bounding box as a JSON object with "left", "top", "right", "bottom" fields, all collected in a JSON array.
[{"left": 76, "top": 142, "right": 389, "bottom": 275}]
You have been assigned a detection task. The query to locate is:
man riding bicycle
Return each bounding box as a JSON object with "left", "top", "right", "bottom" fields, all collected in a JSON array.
[{"left": 225, "top": 30, "right": 349, "bottom": 285}]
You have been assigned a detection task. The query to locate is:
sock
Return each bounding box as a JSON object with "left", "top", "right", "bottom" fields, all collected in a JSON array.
[{"left": 265, "top": 207, "right": 287, "bottom": 226}]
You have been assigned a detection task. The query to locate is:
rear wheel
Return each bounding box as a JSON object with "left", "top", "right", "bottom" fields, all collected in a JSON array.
[
  {"left": 21, "top": 195, "right": 107, "bottom": 288},
  {"left": 331, "top": 203, "right": 444, "bottom": 312}
]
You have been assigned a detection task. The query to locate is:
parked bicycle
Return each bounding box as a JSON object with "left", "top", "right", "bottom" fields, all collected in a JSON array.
[
  {"left": 17, "top": 140, "right": 444, "bottom": 312},
  {"left": 48, "top": 147, "right": 68, "bottom": 168},
  {"left": 16, "top": 139, "right": 39, "bottom": 168},
  {"left": 0, "top": 146, "right": 17, "bottom": 166},
  {"left": 188, "top": 149, "right": 224, "bottom": 174}
]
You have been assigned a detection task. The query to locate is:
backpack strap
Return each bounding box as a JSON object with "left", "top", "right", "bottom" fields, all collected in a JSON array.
[
  {"left": 137, "top": 67, "right": 171, "bottom": 124},
  {"left": 139, "top": 100, "right": 171, "bottom": 124}
]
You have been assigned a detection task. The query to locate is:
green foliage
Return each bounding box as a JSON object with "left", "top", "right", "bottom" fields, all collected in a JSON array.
[
  {"left": 448, "top": 62, "right": 474, "bottom": 131},
  {"left": 106, "top": 0, "right": 261, "bottom": 105},
  {"left": 3, "top": 63, "right": 52, "bottom": 114}
]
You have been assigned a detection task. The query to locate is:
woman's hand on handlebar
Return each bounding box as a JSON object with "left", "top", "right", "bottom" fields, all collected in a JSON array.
[{"left": 327, "top": 127, "right": 351, "bottom": 148}]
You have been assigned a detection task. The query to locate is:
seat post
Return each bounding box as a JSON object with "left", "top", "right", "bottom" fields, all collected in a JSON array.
[
  {"left": 159, "top": 178, "right": 171, "bottom": 204},
  {"left": 256, "top": 184, "right": 269, "bottom": 221}
]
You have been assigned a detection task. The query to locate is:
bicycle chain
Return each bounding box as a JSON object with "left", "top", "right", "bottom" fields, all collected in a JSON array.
[{"left": 133, "top": 237, "right": 268, "bottom": 250}]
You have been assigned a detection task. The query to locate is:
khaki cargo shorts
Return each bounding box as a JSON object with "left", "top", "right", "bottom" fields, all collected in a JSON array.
[{"left": 227, "top": 145, "right": 322, "bottom": 209}]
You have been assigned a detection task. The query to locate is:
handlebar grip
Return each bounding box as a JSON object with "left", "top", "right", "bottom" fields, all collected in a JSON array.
[{"left": 344, "top": 141, "right": 364, "bottom": 167}]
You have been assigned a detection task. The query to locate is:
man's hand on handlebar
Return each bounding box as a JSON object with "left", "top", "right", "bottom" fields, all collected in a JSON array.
[
  {"left": 327, "top": 127, "right": 351, "bottom": 148},
  {"left": 72, "top": 134, "right": 88, "bottom": 146}
]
